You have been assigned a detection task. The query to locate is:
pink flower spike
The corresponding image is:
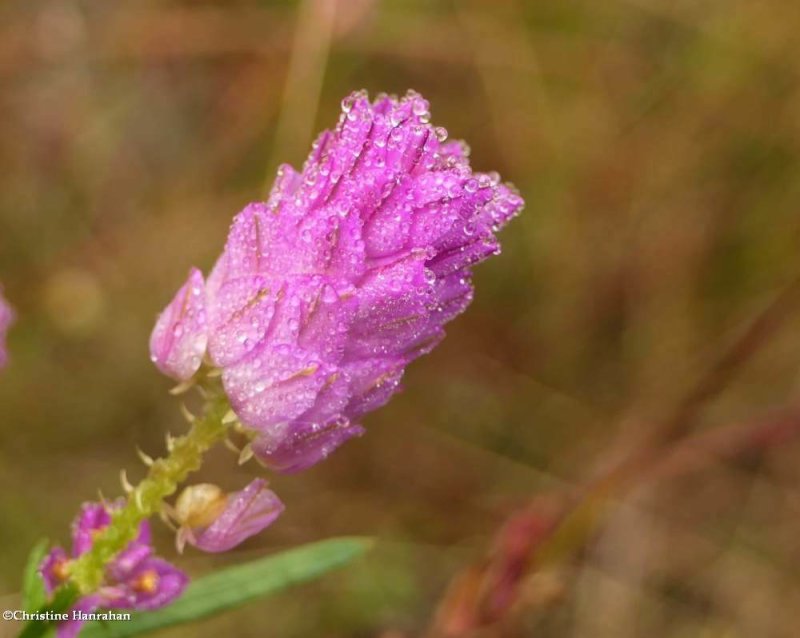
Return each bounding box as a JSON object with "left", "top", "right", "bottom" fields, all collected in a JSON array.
[
  {"left": 152, "top": 90, "right": 525, "bottom": 472},
  {"left": 149, "top": 268, "right": 208, "bottom": 381},
  {"left": 41, "top": 499, "right": 188, "bottom": 637},
  {"left": 177, "top": 479, "right": 284, "bottom": 553}
]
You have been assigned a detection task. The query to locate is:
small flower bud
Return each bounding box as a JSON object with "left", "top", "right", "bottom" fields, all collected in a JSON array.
[
  {"left": 171, "top": 479, "right": 283, "bottom": 553},
  {"left": 150, "top": 268, "right": 208, "bottom": 382}
]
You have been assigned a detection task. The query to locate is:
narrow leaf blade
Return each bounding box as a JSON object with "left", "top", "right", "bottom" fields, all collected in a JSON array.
[
  {"left": 21, "top": 539, "right": 49, "bottom": 612},
  {"left": 80, "top": 537, "right": 371, "bottom": 638}
]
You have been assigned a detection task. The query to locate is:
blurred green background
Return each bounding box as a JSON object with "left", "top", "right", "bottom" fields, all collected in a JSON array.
[{"left": 2, "top": 1, "right": 800, "bottom": 636}]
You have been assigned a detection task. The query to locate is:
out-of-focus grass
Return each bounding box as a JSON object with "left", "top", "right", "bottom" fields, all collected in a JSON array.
[{"left": 2, "top": 1, "right": 800, "bottom": 636}]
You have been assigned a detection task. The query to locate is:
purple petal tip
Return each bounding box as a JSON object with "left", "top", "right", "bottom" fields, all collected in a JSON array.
[{"left": 150, "top": 268, "right": 208, "bottom": 381}]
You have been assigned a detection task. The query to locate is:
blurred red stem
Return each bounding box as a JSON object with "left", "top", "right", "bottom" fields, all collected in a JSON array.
[{"left": 429, "top": 272, "right": 800, "bottom": 636}]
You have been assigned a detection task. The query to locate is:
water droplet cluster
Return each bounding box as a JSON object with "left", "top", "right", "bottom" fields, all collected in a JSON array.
[{"left": 150, "top": 90, "right": 524, "bottom": 473}]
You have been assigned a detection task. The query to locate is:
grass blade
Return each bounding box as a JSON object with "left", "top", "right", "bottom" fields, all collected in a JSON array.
[{"left": 80, "top": 537, "right": 372, "bottom": 638}]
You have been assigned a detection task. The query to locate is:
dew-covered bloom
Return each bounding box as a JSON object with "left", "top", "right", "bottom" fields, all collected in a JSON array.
[
  {"left": 0, "top": 285, "right": 14, "bottom": 369},
  {"left": 151, "top": 89, "right": 524, "bottom": 472},
  {"left": 40, "top": 501, "right": 188, "bottom": 638},
  {"left": 173, "top": 479, "right": 284, "bottom": 553}
]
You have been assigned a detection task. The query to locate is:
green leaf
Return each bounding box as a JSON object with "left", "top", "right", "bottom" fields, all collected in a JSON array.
[
  {"left": 80, "top": 537, "right": 372, "bottom": 638},
  {"left": 18, "top": 584, "right": 80, "bottom": 638},
  {"left": 21, "top": 539, "right": 49, "bottom": 612}
]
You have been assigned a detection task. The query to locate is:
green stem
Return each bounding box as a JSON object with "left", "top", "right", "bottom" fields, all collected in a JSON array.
[{"left": 69, "top": 390, "right": 231, "bottom": 593}]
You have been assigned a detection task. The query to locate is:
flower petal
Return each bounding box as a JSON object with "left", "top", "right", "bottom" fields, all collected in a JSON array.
[
  {"left": 107, "top": 542, "right": 153, "bottom": 582},
  {"left": 119, "top": 557, "right": 188, "bottom": 610},
  {"left": 340, "top": 357, "right": 405, "bottom": 420},
  {"left": 220, "top": 277, "right": 348, "bottom": 430},
  {"left": 206, "top": 274, "right": 280, "bottom": 367},
  {"left": 71, "top": 501, "right": 151, "bottom": 557},
  {"left": 251, "top": 418, "right": 365, "bottom": 474},
  {"left": 39, "top": 546, "right": 69, "bottom": 594},
  {"left": 188, "top": 479, "right": 284, "bottom": 552},
  {"left": 149, "top": 268, "right": 208, "bottom": 381},
  {"left": 71, "top": 503, "right": 112, "bottom": 556}
]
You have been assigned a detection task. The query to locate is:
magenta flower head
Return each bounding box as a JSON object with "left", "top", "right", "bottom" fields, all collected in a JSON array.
[
  {"left": 151, "top": 89, "right": 524, "bottom": 473},
  {"left": 0, "top": 285, "right": 14, "bottom": 369},
  {"left": 40, "top": 500, "right": 187, "bottom": 638},
  {"left": 172, "top": 479, "right": 284, "bottom": 553}
]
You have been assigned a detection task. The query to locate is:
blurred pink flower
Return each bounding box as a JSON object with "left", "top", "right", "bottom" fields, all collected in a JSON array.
[
  {"left": 151, "top": 89, "right": 524, "bottom": 472},
  {"left": 0, "top": 285, "right": 14, "bottom": 369}
]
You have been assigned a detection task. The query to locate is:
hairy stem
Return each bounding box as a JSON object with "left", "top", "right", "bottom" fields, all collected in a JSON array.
[{"left": 69, "top": 389, "right": 231, "bottom": 593}]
